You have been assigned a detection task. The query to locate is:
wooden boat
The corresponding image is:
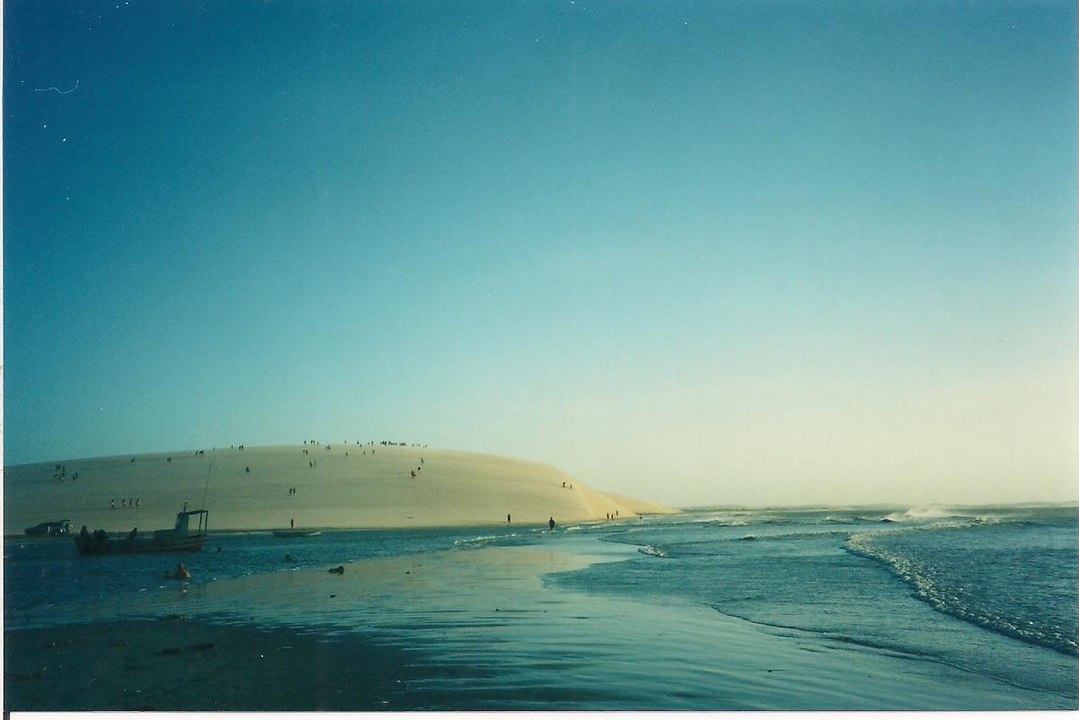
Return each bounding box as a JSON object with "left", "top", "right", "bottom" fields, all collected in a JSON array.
[
  {"left": 74, "top": 505, "right": 209, "bottom": 555},
  {"left": 272, "top": 528, "right": 322, "bottom": 538}
]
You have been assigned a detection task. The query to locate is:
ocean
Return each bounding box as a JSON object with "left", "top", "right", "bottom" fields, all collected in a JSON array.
[{"left": 5, "top": 504, "right": 1076, "bottom": 710}]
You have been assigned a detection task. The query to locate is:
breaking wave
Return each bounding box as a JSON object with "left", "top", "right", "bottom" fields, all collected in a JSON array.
[{"left": 637, "top": 545, "right": 669, "bottom": 558}]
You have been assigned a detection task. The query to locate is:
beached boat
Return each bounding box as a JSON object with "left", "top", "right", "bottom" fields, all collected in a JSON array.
[
  {"left": 25, "top": 519, "right": 72, "bottom": 537},
  {"left": 73, "top": 505, "right": 209, "bottom": 555},
  {"left": 272, "top": 528, "right": 322, "bottom": 537}
]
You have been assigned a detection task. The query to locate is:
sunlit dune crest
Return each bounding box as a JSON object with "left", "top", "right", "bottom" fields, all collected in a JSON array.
[{"left": 3, "top": 444, "right": 679, "bottom": 534}]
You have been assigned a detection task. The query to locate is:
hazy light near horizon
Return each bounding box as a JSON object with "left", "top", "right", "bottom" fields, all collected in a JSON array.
[{"left": 3, "top": 0, "right": 1076, "bottom": 508}]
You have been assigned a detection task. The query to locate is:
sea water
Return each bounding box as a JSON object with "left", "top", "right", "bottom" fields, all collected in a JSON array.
[
  {"left": 553, "top": 505, "right": 1078, "bottom": 703},
  {"left": 4, "top": 505, "right": 1076, "bottom": 709}
]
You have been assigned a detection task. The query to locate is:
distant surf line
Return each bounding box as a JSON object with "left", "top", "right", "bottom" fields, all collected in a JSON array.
[{"left": 34, "top": 80, "right": 79, "bottom": 94}]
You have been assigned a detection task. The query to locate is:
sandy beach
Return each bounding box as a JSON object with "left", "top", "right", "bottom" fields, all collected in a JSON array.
[{"left": 4, "top": 444, "right": 678, "bottom": 535}]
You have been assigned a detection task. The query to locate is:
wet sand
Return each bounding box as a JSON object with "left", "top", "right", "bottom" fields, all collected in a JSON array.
[
  {"left": 4, "top": 617, "right": 439, "bottom": 711},
  {"left": 3, "top": 544, "right": 596, "bottom": 713},
  {"left": 4, "top": 546, "right": 593, "bottom": 712}
]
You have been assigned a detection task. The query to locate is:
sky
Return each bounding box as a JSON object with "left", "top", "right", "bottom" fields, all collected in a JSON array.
[{"left": 3, "top": 0, "right": 1077, "bottom": 508}]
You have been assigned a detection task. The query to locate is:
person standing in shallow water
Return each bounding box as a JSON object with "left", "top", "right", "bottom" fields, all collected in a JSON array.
[
  {"left": 507, "top": 514, "right": 511, "bottom": 524},
  {"left": 549, "top": 517, "right": 555, "bottom": 530}
]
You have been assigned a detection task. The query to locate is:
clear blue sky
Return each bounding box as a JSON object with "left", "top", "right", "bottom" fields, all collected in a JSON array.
[{"left": 4, "top": 0, "right": 1076, "bottom": 507}]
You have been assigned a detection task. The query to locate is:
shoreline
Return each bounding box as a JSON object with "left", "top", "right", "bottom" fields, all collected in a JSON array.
[{"left": 3, "top": 514, "right": 647, "bottom": 541}]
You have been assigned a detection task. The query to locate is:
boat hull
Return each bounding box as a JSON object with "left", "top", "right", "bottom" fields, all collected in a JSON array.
[
  {"left": 272, "top": 529, "right": 322, "bottom": 538},
  {"left": 73, "top": 532, "right": 208, "bottom": 555}
]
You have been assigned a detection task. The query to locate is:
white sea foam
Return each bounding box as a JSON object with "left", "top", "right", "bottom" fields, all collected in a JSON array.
[
  {"left": 881, "top": 506, "right": 1000, "bottom": 526},
  {"left": 454, "top": 535, "right": 495, "bottom": 550},
  {"left": 637, "top": 545, "right": 669, "bottom": 558}
]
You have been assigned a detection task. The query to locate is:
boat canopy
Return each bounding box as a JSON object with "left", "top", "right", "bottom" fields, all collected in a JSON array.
[{"left": 175, "top": 507, "right": 209, "bottom": 535}]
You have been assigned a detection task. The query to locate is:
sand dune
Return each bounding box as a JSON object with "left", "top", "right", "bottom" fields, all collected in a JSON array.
[{"left": 3, "top": 444, "right": 678, "bottom": 534}]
